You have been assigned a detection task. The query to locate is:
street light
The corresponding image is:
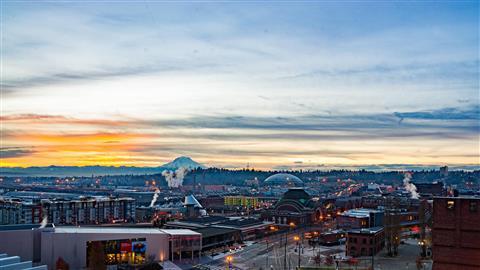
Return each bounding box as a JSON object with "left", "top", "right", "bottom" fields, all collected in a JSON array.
[
  {"left": 294, "top": 235, "right": 301, "bottom": 268},
  {"left": 284, "top": 222, "right": 296, "bottom": 270},
  {"left": 226, "top": 256, "right": 233, "bottom": 270},
  {"left": 266, "top": 226, "right": 277, "bottom": 270}
]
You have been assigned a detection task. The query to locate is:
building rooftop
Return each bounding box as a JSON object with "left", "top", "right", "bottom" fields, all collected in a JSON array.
[
  {"left": 348, "top": 226, "right": 384, "bottom": 234},
  {"left": 218, "top": 218, "right": 264, "bottom": 228},
  {"left": 0, "top": 224, "right": 45, "bottom": 231},
  {"left": 184, "top": 195, "right": 203, "bottom": 208},
  {"left": 340, "top": 208, "right": 384, "bottom": 218},
  {"left": 433, "top": 196, "right": 480, "bottom": 200},
  {"left": 160, "top": 229, "right": 201, "bottom": 236},
  {"left": 193, "top": 227, "right": 240, "bottom": 238},
  {"left": 183, "top": 216, "right": 229, "bottom": 225},
  {"left": 264, "top": 173, "right": 303, "bottom": 186},
  {"left": 0, "top": 253, "right": 47, "bottom": 270},
  {"left": 48, "top": 227, "right": 199, "bottom": 236}
]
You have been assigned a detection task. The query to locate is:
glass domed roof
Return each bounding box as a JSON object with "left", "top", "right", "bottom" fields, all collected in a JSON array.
[{"left": 264, "top": 173, "right": 303, "bottom": 186}]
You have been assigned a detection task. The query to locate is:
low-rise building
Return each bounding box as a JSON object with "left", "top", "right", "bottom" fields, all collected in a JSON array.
[
  {"left": 346, "top": 227, "right": 385, "bottom": 257},
  {"left": 337, "top": 208, "right": 384, "bottom": 230},
  {"left": 0, "top": 225, "right": 201, "bottom": 269},
  {"left": 224, "top": 196, "right": 259, "bottom": 209},
  {"left": 166, "top": 215, "right": 272, "bottom": 246},
  {"left": 415, "top": 182, "right": 445, "bottom": 198}
]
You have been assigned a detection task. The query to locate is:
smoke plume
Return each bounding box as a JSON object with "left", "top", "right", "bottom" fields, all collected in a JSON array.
[
  {"left": 403, "top": 172, "right": 419, "bottom": 199},
  {"left": 162, "top": 167, "right": 188, "bottom": 188},
  {"left": 149, "top": 188, "right": 160, "bottom": 207}
]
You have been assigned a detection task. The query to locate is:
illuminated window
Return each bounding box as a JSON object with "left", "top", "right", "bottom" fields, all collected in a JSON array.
[
  {"left": 470, "top": 202, "right": 477, "bottom": 212},
  {"left": 447, "top": 200, "right": 455, "bottom": 210}
]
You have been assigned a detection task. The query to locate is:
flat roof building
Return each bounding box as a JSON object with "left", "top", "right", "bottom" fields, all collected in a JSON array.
[
  {"left": 0, "top": 225, "right": 201, "bottom": 269},
  {"left": 337, "top": 208, "right": 384, "bottom": 230},
  {"left": 346, "top": 227, "right": 385, "bottom": 257},
  {"left": 432, "top": 197, "right": 480, "bottom": 270}
]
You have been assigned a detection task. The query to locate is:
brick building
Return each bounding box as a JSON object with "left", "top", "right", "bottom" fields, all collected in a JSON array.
[
  {"left": 415, "top": 182, "right": 445, "bottom": 198},
  {"left": 346, "top": 227, "right": 385, "bottom": 257},
  {"left": 432, "top": 197, "right": 480, "bottom": 270}
]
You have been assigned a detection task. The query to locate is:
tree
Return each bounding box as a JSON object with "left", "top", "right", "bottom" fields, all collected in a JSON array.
[
  {"left": 88, "top": 242, "right": 106, "bottom": 270},
  {"left": 55, "top": 257, "right": 69, "bottom": 270},
  {"left": 384, "top": 196, "right": 401, "bottom": 256}
]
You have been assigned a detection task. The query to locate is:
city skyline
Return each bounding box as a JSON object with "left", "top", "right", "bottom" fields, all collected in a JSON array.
[{"left": 1, "top": 1, "right": 479, "bottom": 169}]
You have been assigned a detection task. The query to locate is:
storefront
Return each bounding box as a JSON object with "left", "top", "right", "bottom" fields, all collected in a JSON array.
[{"left": 86, "top": 238, "right": 147, "bottom": 267}]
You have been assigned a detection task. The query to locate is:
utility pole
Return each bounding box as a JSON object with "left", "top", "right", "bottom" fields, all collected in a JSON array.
[
  {"left": 284, "top": 230, "right": 287, "bottom": 270},
  {"left": 266, "top": 238, "right": 269, "bottom": 270},
  {"left": 371, "top": 234, "right": 375, "bottom": 270},
  {"left": 284, "top": 222, "right": 296, "bottom": 270},
  {"left": 294, "top": 235, "right": 301, "bottom": 269},
  {"left": 297, "top": 240, "right": 301, "bottom": 268}
]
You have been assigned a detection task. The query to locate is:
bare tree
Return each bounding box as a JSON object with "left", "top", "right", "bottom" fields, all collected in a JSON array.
[
  {"left": 88, "top": 242, "right": 106, "bottom": 270},
  {"left": 55, "top": 257, "right": 69, "bottom": 270},
  {"left": 384, "top": 196, "right": 401, "bottom": 256}
]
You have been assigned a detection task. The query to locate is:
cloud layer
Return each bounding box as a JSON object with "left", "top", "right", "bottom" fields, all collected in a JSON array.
[{"left": 1, "top": 2, "right": 479, "bottom": 169}]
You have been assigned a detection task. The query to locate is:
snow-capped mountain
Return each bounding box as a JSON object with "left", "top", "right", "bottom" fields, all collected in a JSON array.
[{"left": 160, "top": 156, "right": 206, "bottom": 170}]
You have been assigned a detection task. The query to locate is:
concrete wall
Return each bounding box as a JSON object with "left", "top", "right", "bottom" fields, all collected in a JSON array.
[
  {"left": 0, "top": 230, "right": 36, "bottom": 262},
  {"left": 40, "top": 231, "right": 169, "bottom": 270}
]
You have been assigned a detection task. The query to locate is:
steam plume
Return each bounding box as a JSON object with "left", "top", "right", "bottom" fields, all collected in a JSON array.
[
  {"left": 39, "top": 215, "right": 48, "bottom": 228},
  {"left": 149, "top": 188, "right": 160, "bottom": 207},
  {"left": 162, "top": 167, "right": 188, "bottom": 188},
  {"left": 403, "top": 172, "right": 419, "bottom": 199}
]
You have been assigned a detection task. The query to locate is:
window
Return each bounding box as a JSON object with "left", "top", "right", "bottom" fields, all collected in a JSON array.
[
  {"left": 469, "top": 201, "right": 477, "bottom": 212},
  {"left": 370, "top": 239, "right": 373, "bottom": 245},
  {"left": 447, "top": 200, "right": 455, "bottom": 210},
  {"left": 362, "top": 238, "right": 367, "bottom": 244}
]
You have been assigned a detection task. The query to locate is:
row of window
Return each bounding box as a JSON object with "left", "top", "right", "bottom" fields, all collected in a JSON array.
[
  {"left": 348, "top": 237, "right": 374, "bottom": 245},
  {"left": 446, "top": 200, "right": 478, "bottom": 212}
]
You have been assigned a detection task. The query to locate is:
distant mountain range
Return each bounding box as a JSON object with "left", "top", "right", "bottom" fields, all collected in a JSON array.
[{"left": 0, "top": 156, "right": 206, "bottom": 177}]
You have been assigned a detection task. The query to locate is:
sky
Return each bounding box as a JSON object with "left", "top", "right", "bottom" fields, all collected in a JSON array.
[{"left": 1, "top": 1, "right": 479, "bottom": 170}]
